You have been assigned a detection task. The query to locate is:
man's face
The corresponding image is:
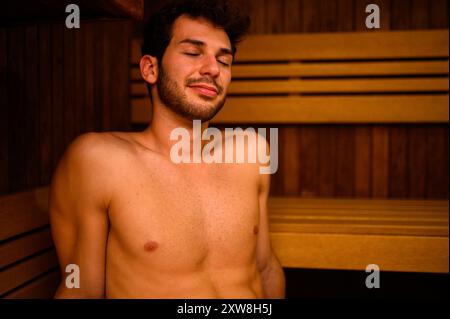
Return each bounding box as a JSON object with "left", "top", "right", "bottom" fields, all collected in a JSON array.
[{"left": 156, "top": 15, "right": 233, "bottom": 121}]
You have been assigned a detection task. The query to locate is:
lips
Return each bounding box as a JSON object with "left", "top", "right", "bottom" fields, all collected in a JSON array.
[{"left": 188, "top": 84, "right": 218, "bottom": 97}]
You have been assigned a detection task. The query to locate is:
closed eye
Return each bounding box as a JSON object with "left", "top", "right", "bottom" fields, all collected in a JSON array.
[
  {"left": 218, "top": 60, "right": 230, "bottom": 67},
  {"left": 184, "top": 52, "right": 200, "bottom": 56}
]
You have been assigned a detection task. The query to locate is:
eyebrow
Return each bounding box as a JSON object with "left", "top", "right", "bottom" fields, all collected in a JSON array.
[{"left": 178, "top": 38, "right": 233, "bottom": 56}]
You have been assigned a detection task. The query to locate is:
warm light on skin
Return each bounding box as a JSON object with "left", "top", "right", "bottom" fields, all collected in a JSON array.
[
  {"left": 161, "top": 15, "right": 233, "bottom": 104},
  {"left": 138, "top": 15, "right": 235, "bottom": 156}
]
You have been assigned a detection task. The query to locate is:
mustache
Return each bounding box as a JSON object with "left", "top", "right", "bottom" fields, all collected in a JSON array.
[{"left": 185, "top": 77, "right": 223, "bottom": 94}]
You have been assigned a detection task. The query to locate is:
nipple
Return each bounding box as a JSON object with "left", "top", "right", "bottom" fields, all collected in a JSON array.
[
  {"left": 253, "top": 225, "right": 259, "bottom": 235},
  {"left": 144, "top": 241, "right": 159, "bottom": 252}
]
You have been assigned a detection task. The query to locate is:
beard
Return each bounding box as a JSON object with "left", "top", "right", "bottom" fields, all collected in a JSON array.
[{"left": 156, "top": 65, "right": 227, "bottom": 122}]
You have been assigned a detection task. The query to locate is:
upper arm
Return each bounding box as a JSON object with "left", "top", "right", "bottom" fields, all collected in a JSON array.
[
  {"left": 255, "top": 136, "right": 274, "bottom": 272},
  {"left": 49, "top": 133, "right": 111, "bottom": 298},
  {"left": 256, "top": 172, "right": 273, "bottom": 272}
]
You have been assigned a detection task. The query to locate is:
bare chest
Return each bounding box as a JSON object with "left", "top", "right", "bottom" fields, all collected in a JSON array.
[{"left": 107, "top": 160, "right": 260, "bottom": 272}]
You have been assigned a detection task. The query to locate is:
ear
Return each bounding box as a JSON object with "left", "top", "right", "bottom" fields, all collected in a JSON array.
[{"left": 140, "top": 55, "right": 159, "bottom": 85}]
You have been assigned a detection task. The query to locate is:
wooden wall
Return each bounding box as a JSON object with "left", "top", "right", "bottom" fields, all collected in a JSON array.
[
  {"left": 0, "top": 19, "right": 133, "bottom": 196},
  {"left": 226, "top": 0, "right": 449, "bottom": 199},
  {"left": 1, "top": 0, "right": 448, "bottom": 199}
]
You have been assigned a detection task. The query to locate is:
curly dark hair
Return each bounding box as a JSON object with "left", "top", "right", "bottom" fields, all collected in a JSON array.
[{"left": 141, "top": 0, "right": 251, "bottom": 65}]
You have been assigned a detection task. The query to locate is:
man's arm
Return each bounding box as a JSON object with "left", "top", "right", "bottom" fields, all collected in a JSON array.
[
  {"left": 255, "top": 158, "right": 286, "bottom": 298},
  {"left": 49, "top": 133, "right": 111, "bottom": 298}
]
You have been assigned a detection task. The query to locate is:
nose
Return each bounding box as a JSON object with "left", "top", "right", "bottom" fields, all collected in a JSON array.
[{"left": 199, "top": 54, "right": 220, "bottom": 78}]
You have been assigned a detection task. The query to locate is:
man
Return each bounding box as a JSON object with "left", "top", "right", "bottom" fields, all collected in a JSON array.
[{"left": 50, "top": 0, "right": 285, "bottom": 299}]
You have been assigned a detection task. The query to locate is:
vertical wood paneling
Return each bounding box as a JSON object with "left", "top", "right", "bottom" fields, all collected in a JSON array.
[
  {"left": 372, "top": 126, "right": 389, "bottom": 197},
  {"left": 318, "top": 126, "right": 336, "bottom": 197},
  {"left": 408, "top": 126, "right": 427, "bottom": 198},
  {"left": 74, "top": 28, "right": 83, "bottom": 136},
  {"left": 38, "top": 25, "right": 52, "bottom": 186},
  {"left": 354, "top": 126, "right": 372, "bottom": 197},
  {"left": 282, "top": 0, "right": 303, "bottom": 33},
  {"left": 429, "top": 0, "right": 448, "bottom": 28},
  {"left": 101, "top": 22, "right": 112, "bottom": 131},
  {"left": 0, "top": 29, "right": 8, "bottom": 194},
  {"left": 337, "top": 0, "right": 355, "bottom": 31},
  {"left": 389, "top": 126, "right": 409, "bottom": 198},
  {"left": 320, "top": 0, "right": 338, "bottom": 32},
  {"left": 1, "top": 20, "right": 132, "bottom": 193},
  {"left": 110, "top": 21, "right": 132, "bottom": 130},
  {"left": 51, "top": 24, "right": 64, "bottom": 171},
  {"left": 426, "top": 126, "right": 449, "bottom": 199},
  {"left": 266, "top": 0, "right": 284, "bottom": 34},
  {"left": 63, "top": 25, "right": 75, "bottom": 148},
  {"left": 248, "top": 0, "right": 267, "bottom": 34},
  {"left": 410, "top": 0, "right": 429, "bottom": 29},
  {"left": 299, "top": 126, "right": 319, "bottom": 197},
  {"left": 7, "top": 27, "right": 26, "bottom": 193},
  {"left": 24, "top": 26, "right": 40, "bottom": 189},
  {"left": 391, "top": 0, "right": 411, "bottom": 29},
  {"left": 282, "top": 127, "right": 301, "bottom": 196},
  {"left": 302, "top": 0, "right": 321, "bottom": 32},
  {"left": 335, "top": 127, "right": 356, "bottom": 197},
  {"left": 84, "top": 23, "right": 95, "bottom": 133}
]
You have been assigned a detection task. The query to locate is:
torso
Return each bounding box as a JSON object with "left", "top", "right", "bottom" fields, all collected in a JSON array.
[{"left": 100, "top": 131, "right": 263, "bottom": 298}]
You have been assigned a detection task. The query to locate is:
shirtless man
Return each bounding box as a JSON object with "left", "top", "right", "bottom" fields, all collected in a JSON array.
[{"left": 50, "top": 0, "right": 285, "bottom": 299}]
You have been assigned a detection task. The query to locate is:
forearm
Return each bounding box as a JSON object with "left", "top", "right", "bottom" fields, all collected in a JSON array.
[
  {"left": 260, "top": 253, "right": 286, "bottom": 299},
  {"left": 54, "top": 282, "right": 104, "bottom": 299}
]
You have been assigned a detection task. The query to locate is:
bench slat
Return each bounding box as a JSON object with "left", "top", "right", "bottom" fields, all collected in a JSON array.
[
  {"left": 270, "top": 220, "right": 448, "bottom": 237},
  {"left": 227, "top": 78, "right": 449, "bottom": 94},
  {"left": 211, "top": 95, "right": 449, "bottom": 123},
  {"left": 4, "top": 270, "right": 60, "bottom": 299},
  {"left": 0, "top": 187, "right": 49, "bottom": 240},
  {"left": 270, "top": 232, "right": 448, "bottom": 273},
  {"left": 235, "top": 30, "right": 449, "bottom": 61},
  {"left": 268, "top": 197, "right": 448, "bottom": 208},
  {"left": 0, "top": 249, "right": 59, "bottom": 296},
  {"left": 231, "top": 61, "right": 450, "bottom": 78},
  {"left": 0, "top": 227, "right": 53, "bottom": 269}
]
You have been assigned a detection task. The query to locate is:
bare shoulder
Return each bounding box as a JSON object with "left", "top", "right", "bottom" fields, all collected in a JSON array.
[
  {"left": 50, "top": 132, "right": 137, "bottom": 204},
  {"left": 60, "top": 131, "right": 137, "bottom": 168}
]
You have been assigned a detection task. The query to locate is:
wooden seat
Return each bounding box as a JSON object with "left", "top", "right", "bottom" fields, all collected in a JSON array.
[
  {"left": 1, "top": 187, "right": 447, "bottom": 299},
  {"left": 0, "top": 187, "right": 60, "bottom": 299},
  {"left": 268, "top": 197, "right": 449, "bottom": 273},
  {"left": 129, "top": 29, "right": 449, "bottom": 124}
]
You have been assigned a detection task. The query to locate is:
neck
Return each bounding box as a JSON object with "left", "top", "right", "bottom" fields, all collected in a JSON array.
[{"left": 139, "top": 98, "right": 210, "bottom": 158}]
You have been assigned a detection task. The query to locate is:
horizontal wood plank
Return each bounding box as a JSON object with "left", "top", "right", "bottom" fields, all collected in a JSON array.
[
  {"left": 231, "top": 61, "right": 450, "bottom": 78},
  {"left": 0, "top": 187, "right": 49, "bottom": 240},
  {"left": 227, "top": 78, "right": 449, "bottom": 94},
  {"left": 4, "top": 270, "right": 60, "bottom": 299},
  {"left": 0, "top": 227, "right": 53, "bottom": 268},
  {"left": 0, "top": 249, "right": 59, "bottom": 295},
  {"left": 270, "top": 232, "right": 448, "bottom": 273},
  {"left": 234, "top": 30, "right": 449, "bottom": 61},
  {"left": 209, "top": 95, "right": 449, "bottom": 124}
]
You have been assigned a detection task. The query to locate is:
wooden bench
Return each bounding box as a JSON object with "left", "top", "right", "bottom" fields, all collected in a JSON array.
[
  {"left": 1, "top": 187, "right": 447, "bottom": 299},
  {"left": 269, "top": 197, "right": 448, "bottom": 273},
  {"left": 0, "top": 187, "right": 59, "bottom": 299},
  {"left": 130, "top": 29, "right": 449, "bottom": 124}
]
